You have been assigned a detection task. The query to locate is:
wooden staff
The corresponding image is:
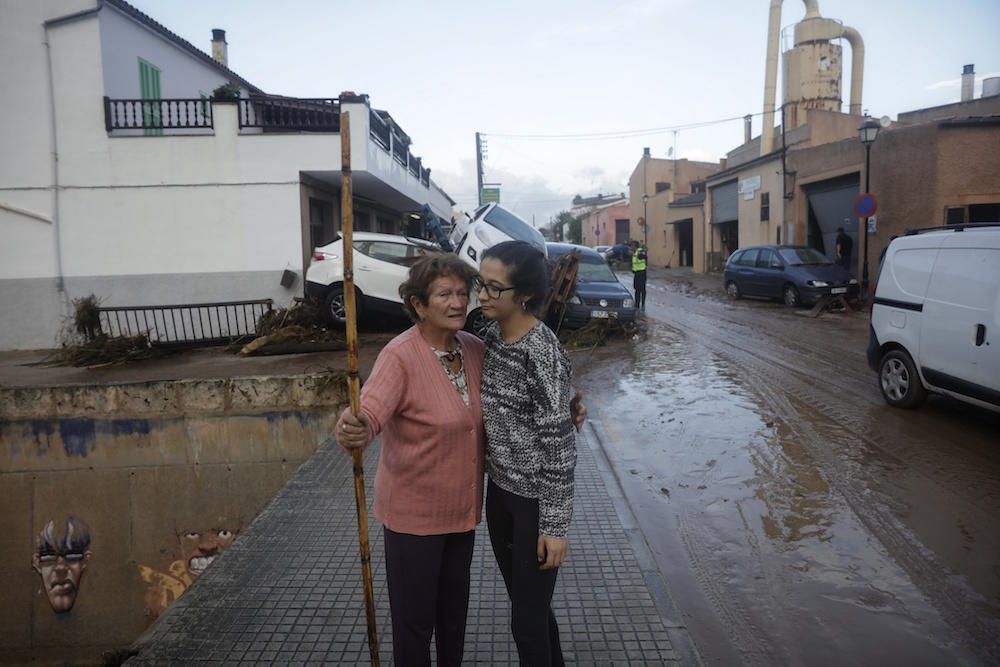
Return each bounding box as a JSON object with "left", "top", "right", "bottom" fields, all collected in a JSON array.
[{"left": 340, "top": 106, "right": 380, "bottom": 666}]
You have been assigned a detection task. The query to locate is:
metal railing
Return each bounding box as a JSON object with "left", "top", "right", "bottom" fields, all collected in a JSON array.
[
  {"left": 369, "top": 109, "right": 390, "bottom": 149},
  {"left": 239, "top": 97, "right": 340, "bottom": 132},
  {"left": 96, "top": 299, "right": 273, "bottom": 347},
  {"left": 104, "top": 97, "right": 212, "bottom": 132}
]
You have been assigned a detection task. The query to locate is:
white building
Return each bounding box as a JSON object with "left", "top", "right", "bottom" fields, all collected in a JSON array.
[{"left": 0, "top": 0, "right": 454, "bottom": 350}]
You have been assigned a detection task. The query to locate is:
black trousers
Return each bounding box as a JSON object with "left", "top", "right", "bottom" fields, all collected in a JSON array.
[
  {"left": 383, "top": 527, "right": 475, "bottom": 666},
  {"left": 486, "top": 479, "right": 565, "bottom": 666},
  {"left": 633, "top": 270, "right": 647, "bottom": 308}
]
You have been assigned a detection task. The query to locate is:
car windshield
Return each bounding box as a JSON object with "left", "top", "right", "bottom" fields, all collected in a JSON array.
[
  {"left": 483, "top": 206, "right": 546, "bottom": 252},
  {"left": 778, "top": 248, "right": 832, "bottom": 265},
  {"left": 576, "top": 255, "right": 617, "bottom": 282}
]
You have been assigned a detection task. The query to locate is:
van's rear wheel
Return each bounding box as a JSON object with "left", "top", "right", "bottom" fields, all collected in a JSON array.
[{"left": 879, "top": 349, "right": 927, "bottom": 408}]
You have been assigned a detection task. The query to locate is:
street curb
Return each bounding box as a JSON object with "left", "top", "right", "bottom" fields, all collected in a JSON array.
[{"left": 584, "top": 419, "right": 704, "bottom": 667}]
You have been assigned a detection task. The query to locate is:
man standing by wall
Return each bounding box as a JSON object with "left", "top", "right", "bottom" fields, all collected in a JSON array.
[
  {"left": 631, "top": 241, "right": 648, "bottom": 310},
  {"left": 835, "top": 227, "right": 854, "bottom": 272}
]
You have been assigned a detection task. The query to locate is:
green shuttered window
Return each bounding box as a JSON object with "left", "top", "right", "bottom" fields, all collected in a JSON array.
[{"left": 138, "top": 58, "right": 162, "bottom": 136}]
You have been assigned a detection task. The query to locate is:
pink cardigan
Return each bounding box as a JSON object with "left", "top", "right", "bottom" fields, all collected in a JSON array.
[{"left": 360, "top": 326, "right": 486, "bottom": 536}]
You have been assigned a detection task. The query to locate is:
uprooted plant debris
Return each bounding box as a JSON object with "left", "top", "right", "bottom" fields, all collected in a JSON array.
[
  {"left": 558, "top": 317, "right": 640, "bottom": 349},
  {"left": 44, "top": 295, "right": 166, "bottom": 368},
  {"left": 240, "top": 300, "right": 345, "bottom": 355}
]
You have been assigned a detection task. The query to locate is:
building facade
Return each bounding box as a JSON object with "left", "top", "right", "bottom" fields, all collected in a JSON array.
[
  {"left": 0, "top": 0, "right": 453, "bottom": 350},
  {"left": 581, "top": 199, "right": 630, "bottom": 248}
]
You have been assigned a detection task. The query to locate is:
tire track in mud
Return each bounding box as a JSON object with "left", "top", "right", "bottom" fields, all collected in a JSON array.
[
  {"left": 652, "top": 307, "right": 1000, "bottom": 663},
  {"left": 664, "top": 304, "right": 1000, "bottom": 519},
  {"left": 674, "top": 517, "right": 777, "bottom": 667}
]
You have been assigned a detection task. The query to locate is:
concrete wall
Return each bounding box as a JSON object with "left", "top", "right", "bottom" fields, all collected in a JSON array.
[
  {"left": 0, "top": 373, "right": 347, "bottom": 664},
  {"left": 734, "top": 157, "right": 784, "bottom": 248}
]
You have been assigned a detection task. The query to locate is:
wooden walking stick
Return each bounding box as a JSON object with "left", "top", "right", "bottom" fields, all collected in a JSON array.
[{"left": 340, "top": 105, "right": 380, "bottom": 666}]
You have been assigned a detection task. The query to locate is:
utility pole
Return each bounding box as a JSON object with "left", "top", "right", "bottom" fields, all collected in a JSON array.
[{"left": 475, "top": 132, "right": 484, "bottom": 207}]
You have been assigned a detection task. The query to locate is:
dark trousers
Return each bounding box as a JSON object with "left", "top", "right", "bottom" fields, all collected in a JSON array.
[
  {"left": 383, "top": 527, "right": 476, "bottom": 666},
  {"left": 633, "top": 270, "right": 647, "bottom": 309},
  {"left": 486, "top": 479, "right": 565, "bottom": 667}
]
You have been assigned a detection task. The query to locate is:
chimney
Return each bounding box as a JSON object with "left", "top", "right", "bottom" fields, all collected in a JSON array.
[
  {"left": 211, "top": 29, "right": 228, "bottom": 67},
  {"left": 961, "top": 64, "right": 975, "bottom": 102},
  {"left": 744, "top": 114, "right": 752, "bottom": 144},
  {"left": 643, "top": 147, "right": 650, "bottom": 157}
]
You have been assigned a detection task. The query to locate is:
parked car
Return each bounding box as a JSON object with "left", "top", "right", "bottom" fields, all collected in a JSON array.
[
  {"left": 866, "top": 223, "right": 1000, "bottom": 412},
  {"left": 724, "top": 245, "right": 859, "bottom": 307},
  {"left": 459, "top": 204, "right": 549, "bottom": 336},
  {"left": 305, "top": 231, "right": 441, "bottom": 325},
  {"left": 546, "top": 243, "right": 636, "bottom": 328},
  {"left": 454, "top": 202, "right": 547, "bottom": 271}
]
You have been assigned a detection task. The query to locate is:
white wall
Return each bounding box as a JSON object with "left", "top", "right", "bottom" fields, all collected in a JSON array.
[{"left": 99, "top": 5, "right": 238, "bottom": 101}]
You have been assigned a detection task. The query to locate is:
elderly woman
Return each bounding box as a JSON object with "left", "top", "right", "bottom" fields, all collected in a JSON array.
[{"left": 335, "top": 253, "right": 582, "bottom": 667}]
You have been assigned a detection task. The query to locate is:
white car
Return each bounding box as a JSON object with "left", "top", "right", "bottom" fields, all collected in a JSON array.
[
  {"left": 305, "top": 232, "right": 441, "bottom": 324},
  {"left": 454, "top": 203, "right": 547, "bottom": 271},
  {"left": 452, "top": 203, "right": 548, "bottom": 335},
  {"left": 867, "top": 223, "right": 1000, "bottom": 412}
]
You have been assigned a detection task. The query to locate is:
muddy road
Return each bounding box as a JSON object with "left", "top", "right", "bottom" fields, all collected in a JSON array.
[{"left": 572, "top": 275, "right": 1000, "bottom": 666}]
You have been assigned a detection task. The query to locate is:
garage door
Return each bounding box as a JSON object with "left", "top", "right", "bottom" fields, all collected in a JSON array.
[{"left": 804, "top": 173, "right": 860, "bottom": 264}]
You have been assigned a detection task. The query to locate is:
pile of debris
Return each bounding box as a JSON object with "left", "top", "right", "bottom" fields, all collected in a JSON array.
[
  {"left": 239, "top": 300, "right": 345, "bottom": 356},
  {"left": 558, "top": 317, "right": 638, "bottom": 349},
  {"left": 47, "top": 295, "right": 164, "bottom": 367}
]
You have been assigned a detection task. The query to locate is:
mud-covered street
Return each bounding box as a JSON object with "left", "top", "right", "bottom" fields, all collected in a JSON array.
[{"left": 574, "top": 273, "right": 1000, "bottom": 666}]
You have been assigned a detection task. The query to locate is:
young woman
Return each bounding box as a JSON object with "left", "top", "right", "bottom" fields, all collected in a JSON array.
[
  {"left": 335, "top": 252, "right": 583, "bottom": 666},
  {"left": 475, "top": 240, "right": 577, "bottom": 666}
]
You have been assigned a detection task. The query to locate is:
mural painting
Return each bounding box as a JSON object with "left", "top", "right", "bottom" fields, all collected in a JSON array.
[
  {"left": 138, "top": 525, "right": 239, "bottom": 619},
  {"left": 32, "top": 516, "right": 92, "bottom": 614}
]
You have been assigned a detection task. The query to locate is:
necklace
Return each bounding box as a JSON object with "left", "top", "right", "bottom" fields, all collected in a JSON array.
[{"left": 431, "top": 343, "right": 461, "bottom": 364}]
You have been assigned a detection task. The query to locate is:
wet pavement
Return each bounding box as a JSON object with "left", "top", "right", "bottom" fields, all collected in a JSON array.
[
  {"left": 573, "top": 270, "right": 1000, "bottom": 665},
  {"left": 124, "top": 415, "right": 696, "bottom": 665}
]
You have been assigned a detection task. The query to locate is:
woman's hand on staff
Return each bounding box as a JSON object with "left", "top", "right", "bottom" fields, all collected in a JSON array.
[
  {"left": 336, "top": 407, "right": 371, "bottom": 451},
  {"left": 570, "top": 391, "right": 587, "bottom": 432},
  {"left": 537, "top": 534, "right": 568, "bottom": 570}
]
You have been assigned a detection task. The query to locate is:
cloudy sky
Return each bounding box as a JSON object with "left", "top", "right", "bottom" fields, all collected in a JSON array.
[{"left": 130, "top": 0, "right": 999, "bottom": 225}]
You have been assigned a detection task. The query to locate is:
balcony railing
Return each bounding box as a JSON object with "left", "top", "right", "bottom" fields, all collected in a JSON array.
[
  {"left": 239, "top": 97, "right": 340, "bottom": 132},
  {"left": 104, "top": 97, "right": 212, "bottom": 132},
  {"left": 369, "top": 109, "right": 390, "bottom": 150}
]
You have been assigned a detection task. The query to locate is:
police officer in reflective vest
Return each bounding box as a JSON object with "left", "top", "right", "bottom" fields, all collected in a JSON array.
[{"left": 630, "top": 241, "right": 647, "bottom": 309}]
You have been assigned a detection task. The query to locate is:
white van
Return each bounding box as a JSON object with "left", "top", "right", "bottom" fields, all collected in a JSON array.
[{"left": 867, "top": 223, "right": 1000, "bottom": 412}]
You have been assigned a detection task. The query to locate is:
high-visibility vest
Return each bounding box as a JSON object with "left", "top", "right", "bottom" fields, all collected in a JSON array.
[{"left": 632, "top": 250, "right": 647, "bottom": 272}]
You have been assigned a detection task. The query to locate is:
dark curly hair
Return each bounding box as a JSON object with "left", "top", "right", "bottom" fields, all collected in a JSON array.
[
  {"left": 481, "top": 240, "right": 550, "bottom": 314},
  {"left": 398, "top": 253, "right": 476, "bottom": 323}
]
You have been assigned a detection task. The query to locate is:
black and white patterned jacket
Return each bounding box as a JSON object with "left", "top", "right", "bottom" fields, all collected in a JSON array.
[{"left": 482, "top": 321, "right": 577, "bottom": 537}]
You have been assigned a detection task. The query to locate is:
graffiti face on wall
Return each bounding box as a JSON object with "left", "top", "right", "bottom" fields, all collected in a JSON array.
[
  {"left": 180, "top": 528, "right": 237, "bottom": 578},
  {"left": 32, "top": 516, "right": 92, "bottom": 613},
  {"left": 138, "top": 525, "right": 239, "bottom": 620}
]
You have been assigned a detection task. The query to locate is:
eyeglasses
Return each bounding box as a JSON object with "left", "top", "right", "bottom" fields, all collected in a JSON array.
[{"left": 472, "top": 276, "right": 516, "bottom": 299}]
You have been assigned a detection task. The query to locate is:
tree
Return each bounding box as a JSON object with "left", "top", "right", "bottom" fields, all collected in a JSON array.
[{"left": 554, "top": 211, "right": 582, "bottom": 244}]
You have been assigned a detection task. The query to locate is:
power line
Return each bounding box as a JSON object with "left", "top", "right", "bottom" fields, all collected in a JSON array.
[{"left": 483, "top": 111, "right": 763, "bottom": 141}]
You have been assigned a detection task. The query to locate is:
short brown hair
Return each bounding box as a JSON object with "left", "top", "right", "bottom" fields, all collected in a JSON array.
[{"left": 398, "top": 253, "right": 475, "bottom": 322}]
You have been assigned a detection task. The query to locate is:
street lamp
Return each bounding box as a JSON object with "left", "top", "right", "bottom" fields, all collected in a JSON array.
[
  {"left": 641, "top": 193, "right": 649, "bottom": 246},
  {"left": 858, "top": 116, "right": 880, "bottom": 299}
]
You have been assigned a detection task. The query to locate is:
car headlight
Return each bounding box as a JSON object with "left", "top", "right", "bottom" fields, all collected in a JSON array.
[
  {"left": 567, "top": 295, "right": 582, "bottom": 305},
  {"left": 849, "top": 278, "right": 859, "bottom": 285},
  {"left": 806, "top": 280, "right": 829, "bottom": 288},
  {"left": 623, "top": 298, "right": 634, "bottom": 308},
  {"left": 473, "top": 225, "right": 492, "bottom": 245}
]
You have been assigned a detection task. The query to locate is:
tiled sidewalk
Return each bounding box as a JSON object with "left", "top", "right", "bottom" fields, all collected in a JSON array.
[{"left": 126, "top": 425, "right": 697, "bottom": 665}]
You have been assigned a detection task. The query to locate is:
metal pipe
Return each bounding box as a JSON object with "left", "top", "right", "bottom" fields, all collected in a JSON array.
[
  {"left": 760, "top": 0, "right": 784, "bottom": 157},
  {"left": 840, "top": 25, "right": 865, "bottom": 114}
]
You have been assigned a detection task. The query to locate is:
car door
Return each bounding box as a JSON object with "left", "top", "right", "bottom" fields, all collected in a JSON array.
[
  {"left": 754, "top": 249, "right": 784, "bottom": 298},
  {"left": 361, "top": 241, "right": 416, "bottom": 304},
  {"left": 735, "top": 248, "right": 760, "bottom": 295},
  {"left": 919, "top": 238, "right": 1000, "bottom": 397}
]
